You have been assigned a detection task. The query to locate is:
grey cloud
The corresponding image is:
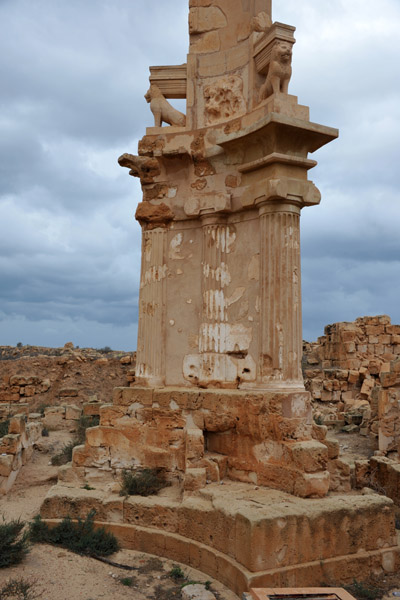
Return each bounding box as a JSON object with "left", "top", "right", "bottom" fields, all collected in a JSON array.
[{"left": 0, "top": 0, "right": 399, "bottom": 350}]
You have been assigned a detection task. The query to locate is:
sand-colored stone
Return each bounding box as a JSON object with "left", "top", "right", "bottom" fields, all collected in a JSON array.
[
  {"left": 0, "top": 415, "right": 41, "bottom": 494},
  {"left": 303, "top": 316, "right": 400, "bottom": 449},
  {"left": 41, "top": 482, "right": 399, "bottom": 596},
  {"left": 0, "top": 344, "right": 135, "bottom": 417},
  {"left": 40, "top": 2, "right": 400, "bottom": 594}
]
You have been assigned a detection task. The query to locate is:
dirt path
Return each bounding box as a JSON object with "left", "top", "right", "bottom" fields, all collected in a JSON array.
[{"left": 0, "top": 431, "right": 237, "bottom": 600}]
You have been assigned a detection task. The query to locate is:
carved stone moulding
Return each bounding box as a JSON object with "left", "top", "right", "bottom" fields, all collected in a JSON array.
[
  {"left": 238, "top": 152, "right": 317, "bottom": 174},
  {"left": 253, "top": 22, "right": 296, "bottom": 75},
  {"left": 149, "top": 64, "right": 187, "bottom": 99},
  {"left": 240, "top": 177, "right": 321, "bottom": 209},
  {"left": 184, "top": 191, "right": 231, "bottom": 217},
  {"left": 216, "top": 113, "right": 339, "bottom": 157}
]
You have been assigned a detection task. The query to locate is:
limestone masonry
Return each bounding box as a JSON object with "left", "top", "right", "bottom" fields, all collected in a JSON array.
[
  {"left": 40, "top": 1, "right": 400, "bottom": 594},
  {"left": 303, "top": 315, "right": 400, "bottom": 454}
]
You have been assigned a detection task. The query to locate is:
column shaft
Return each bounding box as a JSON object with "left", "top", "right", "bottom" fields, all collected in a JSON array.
[
  {"left": 136, "top": 228, "right": 167, "bottom": 386},
  {"left": 259, "top": 202, "right": 303, "bottom": 386}
]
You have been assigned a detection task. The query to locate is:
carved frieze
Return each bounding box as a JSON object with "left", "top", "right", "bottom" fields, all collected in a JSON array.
[{"left": 203, "top": 75, "right": 246, "bottom": 125}]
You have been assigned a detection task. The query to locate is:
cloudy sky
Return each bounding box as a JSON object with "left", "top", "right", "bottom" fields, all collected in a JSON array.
[{"left": 0, "top": 0, "right": 399, "bottom": 350}]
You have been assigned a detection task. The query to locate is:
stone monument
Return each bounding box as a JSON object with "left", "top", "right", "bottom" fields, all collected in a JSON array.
[
  {"left": 42, "top": 1, "right": 400, "bottom": 593},
  {"left": 116, "top": 0, "right": 339, "bottom": 497}
]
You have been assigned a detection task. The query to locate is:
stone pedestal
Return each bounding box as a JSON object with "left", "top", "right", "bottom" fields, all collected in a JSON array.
[{"left": 41, "top": 484, "right": 400, "bottom": 596}]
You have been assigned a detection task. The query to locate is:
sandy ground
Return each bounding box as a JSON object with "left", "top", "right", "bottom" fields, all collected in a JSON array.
[{"left": 0, "top": 431, "right": 237, "bottom": 600}]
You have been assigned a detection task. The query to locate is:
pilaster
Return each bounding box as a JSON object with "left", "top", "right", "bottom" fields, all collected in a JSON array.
[{"left": 136, "top": 228, "right": 167, "bottom": 386}]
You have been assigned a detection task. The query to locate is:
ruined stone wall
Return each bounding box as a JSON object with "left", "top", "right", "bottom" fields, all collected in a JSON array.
[
  {"left": 0, "top": 343, "right": 136, "bottom": 419},
  {"left": 0, "top": 413, "right": 42, "bottom": 494},
  {"left": 303, "top": 315, "right": 400, "bottom": 453}
]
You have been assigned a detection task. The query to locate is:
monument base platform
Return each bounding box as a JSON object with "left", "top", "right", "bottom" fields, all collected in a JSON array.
[
  {"left": 41, "top": 482, "right": 400, "bottom": 596},
  {"left": 67, "top": 386, "right": 337, "bottom": 498}
]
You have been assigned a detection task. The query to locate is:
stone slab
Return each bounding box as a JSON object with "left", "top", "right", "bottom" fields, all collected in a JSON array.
[{"left": 41, "top": 482, "right": 399, "bottom": 595}]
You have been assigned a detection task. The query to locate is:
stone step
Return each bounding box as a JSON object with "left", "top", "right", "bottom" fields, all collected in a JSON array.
[{"left": 41, "top": 481, "right": 399, "bottom": 595}]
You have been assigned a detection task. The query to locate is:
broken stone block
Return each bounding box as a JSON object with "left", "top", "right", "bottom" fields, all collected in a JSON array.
[
  {"left": 341, "top": 424, "right": 359, "bottom": 433},
  {"left": 9, "top": 375, "right": 28, "bottom": 386},
  {"left": 184, "top": 467, "right": 207, "bottom": 491},
  {"left": 311, "top": 423, "right": 328, "bottom": 441},
  {"left": 120, "top": 355, "right": 131, "bottom": 365},
  {"left": 293, "top": 471, "right": 330, "bottom": 498},
  {"left": 0, "top": 434, "right": 21, "bottom": 454},
  {"left": 112, "top": 386, "right": 153, "bottom": 407},
  {"left": 39, "top": 379, "right": 51, "bottom": 392},
  {"left": 83, "top": 402, "right": 101, "bottom": 417},
  {"left": 28, "top": 413, "right": 42, "bottom": 422},
  {"left": 185, "top": 429, "right": 204, "bottom": 461},
  {"left": 59, "top": 387, "right": 79, "bottom": 398},
  {"left": 43, "top": 406, "right": 66, "bottom": 430},
  {"left": 8, "top": 414, "right": 26, "bottom": 435},
  {"left": 0, "top": 454, "right": 13, "bottom": 477},
  {"left": 322, "top": 438, "right": 340, "bottom": 459},
  {"left": 328, "top": 458, "right": 352, "bottom": 492},
  {"left": 65, "top": 404, "right": 82, "bottom": 420},
  {"left": 290, "top": 440, "right": 328, "bottom": 473},
  {"left": 360, "top": 378, "right": 375, "bottom": 398}
]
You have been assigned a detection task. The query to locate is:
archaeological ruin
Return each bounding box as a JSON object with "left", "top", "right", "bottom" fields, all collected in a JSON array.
[{"left": 36, "top": 1, "right": 400, "bottom": 595}]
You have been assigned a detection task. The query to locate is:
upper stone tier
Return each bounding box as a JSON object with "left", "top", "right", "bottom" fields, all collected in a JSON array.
[{"left": 148, "top": 0, "right": 304, "bottom": 130}]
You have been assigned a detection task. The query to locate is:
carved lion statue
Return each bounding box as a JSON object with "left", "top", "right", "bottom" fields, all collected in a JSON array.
[
  {"left": 144, "top": 84, "right": 186, "bottom": 128},
  {"left": 259, "top": 41, "right": 293, "bottom": 102}
]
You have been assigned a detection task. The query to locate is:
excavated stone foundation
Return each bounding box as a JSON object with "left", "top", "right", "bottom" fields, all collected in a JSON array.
[
  {"left": 57, "top": 386, "right": 332, "bottom": 498},
  {"left": 41, "top": 482, "right": 400, "bottom": 596},
  {"left": 41, "top": 384, "right": 400, "bottom": 594}
]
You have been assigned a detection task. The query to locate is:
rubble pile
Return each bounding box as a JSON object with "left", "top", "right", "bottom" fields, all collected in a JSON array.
[
  {"left": 303, "top": 315, "right": 400, "bottom": 450},
  {"left": 0, "top": 343, "right": 135, "bottom": 418}
]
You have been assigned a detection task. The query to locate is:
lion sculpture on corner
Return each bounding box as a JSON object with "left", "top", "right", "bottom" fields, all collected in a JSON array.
[
  {"left": 144, "top": 84, "right": 186, "bottom": 128},
  {"left": 259, "top": 41, "right": 293, "bottom": 102}
]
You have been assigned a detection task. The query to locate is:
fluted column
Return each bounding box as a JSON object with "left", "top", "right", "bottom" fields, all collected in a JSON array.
[
  {"left": 199, "top": 215, "right": 233, "bottom": 383},
  {"left": 258, "top": 200, "right": 303, "bottom": 387},
  {"left": 136, "top": 228, "right": 167, "bottom": 386}
]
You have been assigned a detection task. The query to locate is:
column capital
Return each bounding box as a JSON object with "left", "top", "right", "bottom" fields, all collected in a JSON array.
[
  {"left": 256, "top": 199, "right": 301, "bottom": 216},
  {"left": 242, "top": 177, "right": 321, "bottom": 210}
]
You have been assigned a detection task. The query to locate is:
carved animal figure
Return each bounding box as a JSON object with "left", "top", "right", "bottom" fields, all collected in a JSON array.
[
  {"left": 144, "top": 84, "right": 186, "bottom": 128},
  {"left": 259, "top": 41, "right": 293, "bottom": 101}
]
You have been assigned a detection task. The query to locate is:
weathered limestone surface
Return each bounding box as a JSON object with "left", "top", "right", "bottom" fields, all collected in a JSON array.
[
  {"left": 0, "top": 413, "right": 42, "bottom": 494},
  {"left": 42, "top": 1, "right": 400, "bottom": 593},
  {"left": 0, "top": 343, "right": 135, "bottom": 417},
  {"left": 303, "top": 315, "right": 400, "bottom": 452},
  {"left": 57, "top": 386, "right": 335, "bottom": 497},
  {"left": 109, "top": 0, "right": 338, "bottom": 496},
  {"left": 127, "top": 0, "right": 336, "bottom": 393},
  {"left": 41, "top": 483, "right": 399, "bottom": 596}
]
